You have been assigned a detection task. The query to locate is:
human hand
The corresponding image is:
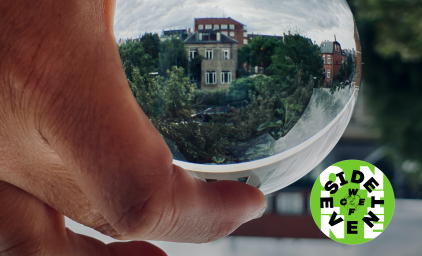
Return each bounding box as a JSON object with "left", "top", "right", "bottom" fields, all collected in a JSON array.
[{"left": 0, "top": 0, "right": 266, "bottom": 255}]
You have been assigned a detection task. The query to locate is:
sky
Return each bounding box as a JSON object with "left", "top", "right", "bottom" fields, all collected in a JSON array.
[{"left": 114, "top": 0, "right": 356, "bottom": 50}]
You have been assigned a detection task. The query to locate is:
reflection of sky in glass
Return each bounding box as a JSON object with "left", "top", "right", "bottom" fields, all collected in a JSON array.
[{"left": 114, "top": 0, "right": 356, "bottom": 50}]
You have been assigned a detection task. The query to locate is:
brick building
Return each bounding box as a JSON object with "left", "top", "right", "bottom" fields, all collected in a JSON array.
[
  {"left": 320, "top": 40, "right": 344, "bottom": 84},
  {"left": 194, "top": 17, "right": 248, "bottom": 48},
  {"left": 184, "top": 30, "right": 238, "bottom": 89}
]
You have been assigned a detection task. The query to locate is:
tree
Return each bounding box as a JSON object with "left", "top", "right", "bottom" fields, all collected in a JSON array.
[
  {"left": 237, "top": 36, "right": 283, "bottom": 75},
  {"left": 118, "top": 40, "right": 154, "bottom": 80},
  {"left": 267, "top": 33, "right": 324, "bottom": 84},
  {"left": 165, "top": 66, "right": 195, "bottom": 113},
  {"left": 129, "top": 67, "right": 166, "bottom": 117},
  {"left": 189, "top": 54, "right": 204, "bottom": 84},
  {"left": 346, "top": 54, "right": 354, "bottom": 77},
  {"left": 140, "top": 32, "right": 161, "bottom": 67},
  {"left": 158, "top": 37, "right": 189, "bottom": 77}
]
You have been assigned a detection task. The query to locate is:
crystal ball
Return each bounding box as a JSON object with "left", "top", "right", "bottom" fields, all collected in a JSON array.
[{"left": 114, "top": 0, "right": 361, "bottom": 194}]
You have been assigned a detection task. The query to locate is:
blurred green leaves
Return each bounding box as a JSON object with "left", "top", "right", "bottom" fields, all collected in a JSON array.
[
  {"left": 354, "top": 0, "right": 422, "bottom": 62},
  {"left": 350, "top": 0, "right": 422, "bottom": 193}
]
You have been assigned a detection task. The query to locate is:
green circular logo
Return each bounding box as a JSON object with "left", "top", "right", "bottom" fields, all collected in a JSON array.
[{"left": 310, "top": 160, "right": 395, "bottom": 244}]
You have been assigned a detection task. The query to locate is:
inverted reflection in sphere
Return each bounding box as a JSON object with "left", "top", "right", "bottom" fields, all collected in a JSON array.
[{"left": 114, "top": 0, "right": 361, "bottom": 194}]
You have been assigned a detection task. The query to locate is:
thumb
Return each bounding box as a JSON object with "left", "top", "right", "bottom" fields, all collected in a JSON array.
[{"left": 9, "top": 0, "right": 266, "bottom": 242}]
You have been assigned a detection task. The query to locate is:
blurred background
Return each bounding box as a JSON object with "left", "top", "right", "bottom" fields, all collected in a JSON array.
[{"left": 67, "top": 0, "right": 422, "bottom": 255}]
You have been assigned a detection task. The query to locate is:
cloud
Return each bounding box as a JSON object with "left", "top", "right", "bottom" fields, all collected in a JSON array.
[{"left": 114, "top": 0, "right": 356, "bottom": 49}]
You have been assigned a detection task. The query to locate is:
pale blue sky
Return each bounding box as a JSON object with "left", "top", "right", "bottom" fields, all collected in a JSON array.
[{"left": 114, "top": 0, "right": 356, "bottom": 50}]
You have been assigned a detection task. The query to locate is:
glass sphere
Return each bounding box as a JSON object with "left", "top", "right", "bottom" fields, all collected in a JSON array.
[{"left": 114, "top": 0, "right": 361, "bottom": 194}]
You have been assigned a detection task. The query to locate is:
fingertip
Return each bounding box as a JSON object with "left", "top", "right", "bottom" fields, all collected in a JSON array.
[{"left": 207, "top": 180, "right": 267, "bottom": 221}]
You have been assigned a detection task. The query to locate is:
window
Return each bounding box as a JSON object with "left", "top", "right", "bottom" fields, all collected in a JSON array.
[
  {"left": 322, "top": 54, "right": 325, "bottom": 64},
  {"left": 229, "top": 31, "right": 235, "bottom": 37},
  {"left": 206, "top": 71, "right": 216, "bottom": 84},
  {"left": 189, "top": 49, "right": 196, "bottom": 61},
  {"left": 205, "top": 49, "right": 213, "bottom": 60},
  {"left": 201, "top": 33, "right": 217, "bottom": 41},
  {"left": 221, "top": 71, "right": 232, "bottom": 84},
  {"left": 199, "top": 33, "right": 203, "bottom": 40},
  {"left": 214, "top": 24, "right": 219, "bottom": 30},
  {"left": 198, "top": 25, "right": 204, "bottom": 30},
  {"left": 276, "top": 192, "right": 304, "bottom": 215},
  {"left": 327, "top": 69, "right": 331, "bottom": 78},
  {"left": 222, "top": 49, "right": 230, "bottom": 60},
  {"left": 205, "top": 24, "right": 212, "bottom": 29},
  {"left": 229, "top": 24, "right": 235, "bottom": 30},
  {"left": 327, "top": 55, "right": 331, "bottom": 64},
  {"left": 189, "top": 74, "right": 197, "bottom": 81},
  {"left": 259, "top": 67, "right": 264, "bottom": 74},
  {"left": 243, "top": 39, "right": 248, "bottom": 45},
  {"left": 221, "top": 24, "right": 228, "bottom": 29},
  {"left": 221, "top": 31, "right": 228, "bottom": 36},
  {"left": 243, "top": 25, "right": 247, "bottom": 30},
  {"left": 243, "top": 32, "right": 247, "bottom": 37}
]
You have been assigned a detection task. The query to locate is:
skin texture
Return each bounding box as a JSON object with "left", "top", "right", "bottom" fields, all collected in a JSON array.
[{"left": 0, "top": 0, "right": 267, "bottom": 255}]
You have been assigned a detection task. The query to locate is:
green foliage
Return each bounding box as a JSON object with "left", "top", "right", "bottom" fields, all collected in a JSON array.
[
  {"left": 118, "top": 40, "right": 155, "bottom": 80},
  {"left": 351, "top": 0, "right": 422, "bottom": 194},
  {"left": 330, "top": 81, "right": 345, "bottom": 94},
  {"left": 229, "top": 73, "right": 313, "bottom": 140},
  {"left": 346, "top": 54, "right": 354, "bottom": 77},
  {"left": 354, "top": 0, "right": 422, "bottom": 62},
  {"left": 129, "top": 67, "right": 167, "bottom": 117},
  {"left": 357, "top": 18, "right": 422, "bottom": 164},
  {"left": 267, "top": 34, "right": 324, "bottom": 84},
  {"left": 165, "top": 66, "right": 195, "bottom": 112},
  {"left": 140, "top": 33, "right": 161, "bottom": 67},
  {"left": 237, "top": 36, "right": 283, "bottom": 75},
  {"left": 158, "top": 36, "right": 189, "bottom": 77},
  {"left": 189, "top": 54, "right": 204, "bottom": 83},
  {"left": 194, "top": 88, "right": 228, "bottom": 106},
  {"left": 119, "top": 32, "right": 318, "bottom": 164}
]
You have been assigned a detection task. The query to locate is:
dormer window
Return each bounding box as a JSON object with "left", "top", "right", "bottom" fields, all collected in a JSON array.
[{"left": 201, "top": 32, "right": 217, "bottom": 41}]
